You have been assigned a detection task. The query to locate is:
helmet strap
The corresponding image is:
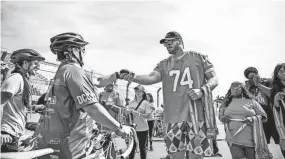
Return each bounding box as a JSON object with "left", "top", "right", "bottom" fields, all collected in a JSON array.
[
  {"left": 15, "top": 63, "right": 29, "bottom": 78},
  {"left": 70, "top": 47, "right": 84, "bottom": 67},
  {"left": 59, "top": 47, "right": 84, "bottom": 67}
]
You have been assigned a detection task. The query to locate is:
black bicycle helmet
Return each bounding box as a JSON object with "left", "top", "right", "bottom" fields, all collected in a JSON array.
[
  {"left": 10, "top": 49, "right": 45, "bottom": 64},
  {"left": 50, "top": 32, "right": 89, "bottom": 54}
]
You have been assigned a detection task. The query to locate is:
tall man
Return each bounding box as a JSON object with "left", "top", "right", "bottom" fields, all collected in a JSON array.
[{"left": 120, "top": 31, "right": 218, "bottom": 159}]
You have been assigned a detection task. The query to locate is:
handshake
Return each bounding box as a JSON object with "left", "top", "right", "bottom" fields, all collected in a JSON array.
[{"left": 115, "top": 69, "right": 136, "bottom": 82}]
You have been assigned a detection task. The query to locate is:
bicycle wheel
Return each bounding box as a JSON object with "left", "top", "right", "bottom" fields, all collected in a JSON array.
[
  {"left": 1, "top": 148, "right": 54, "bottom": 159},
  {"left": 83, "top": 131, "right": 134, "bottom": 159}
]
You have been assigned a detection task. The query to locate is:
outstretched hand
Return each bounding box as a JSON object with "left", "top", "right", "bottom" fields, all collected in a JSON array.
[
  {"left": 252, "top": 74, "right": 261, "bottom": 86},
  {"left": 119, "top": 69, "right": 135, "bottom": 82},
  {"left": 119, "top": 69, "right": 131, "bottom": 76}
]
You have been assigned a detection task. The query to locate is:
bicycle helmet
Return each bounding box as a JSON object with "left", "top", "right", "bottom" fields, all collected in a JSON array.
[
  {"left": 10, "top": 49, "right": 45, "bottom": 64},
  {"left": 50, "top": 32, "right": 89, "bottom": 54}
]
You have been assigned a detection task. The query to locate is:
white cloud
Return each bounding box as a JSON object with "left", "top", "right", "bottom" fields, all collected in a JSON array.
[{"left": 2, "top": 0, "right": 285, "bottom": 98}]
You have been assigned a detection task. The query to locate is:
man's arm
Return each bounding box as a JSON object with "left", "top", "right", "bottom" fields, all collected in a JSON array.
[
  {"left": 67, "top": 69, "right": 121, "bottom": 131},
  {"left": 1, "top": 74, "right": 22, "bottom": 106},
  {"left": 83, "top": 102, "right": 121, "bottom": 131},
  {"left": 257, "top": 85, "right": 271, "bottom": 97},
  {"left": 199, "top": 54, "right": 218, "bottom": 91},
  {"left": 203, "top": 70, "right": 218, "bottom": 91},
  {"left": 132, "top": 71, "right": 162, "bottom": 85}
]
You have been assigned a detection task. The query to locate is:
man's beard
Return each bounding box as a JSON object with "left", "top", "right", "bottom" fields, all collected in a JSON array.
[{"left": 168, "top": 45, "right": 179, "bottom": 55}]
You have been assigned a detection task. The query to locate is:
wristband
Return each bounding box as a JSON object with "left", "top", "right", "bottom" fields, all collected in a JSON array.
[
  {"left": 114, "top": 124, "right": 123, "bottom": 134},
  {"left": 200, "top": 88, "right": 205, "bottom": 96}
]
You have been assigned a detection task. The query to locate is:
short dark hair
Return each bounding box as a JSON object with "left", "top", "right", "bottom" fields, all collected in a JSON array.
[{"left": 244, "top": 67, "right": 258, "bottom": 79}]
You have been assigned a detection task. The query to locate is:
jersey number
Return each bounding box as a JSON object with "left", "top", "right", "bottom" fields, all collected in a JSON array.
[{"left": 169, "top": 67, "right": 193, "bottom": 92}]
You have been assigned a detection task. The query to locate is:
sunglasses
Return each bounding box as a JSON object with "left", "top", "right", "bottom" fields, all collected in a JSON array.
[
  {"left": 135, "top": 89, "right": 143, "bottom": 92},
  {"left": 231, "top": 86, "right": 242, "bottom": 91},
  {"left": 163, "top": 38, "right": 180, "bottom": 46}
]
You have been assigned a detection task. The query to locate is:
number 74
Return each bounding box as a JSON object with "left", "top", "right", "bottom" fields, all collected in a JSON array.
[{"left": 169, "top": 67, "right": 193, "bottom": 92}]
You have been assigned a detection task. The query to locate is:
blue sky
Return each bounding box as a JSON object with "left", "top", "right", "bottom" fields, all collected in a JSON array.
[{"left": 2, "top": 0, "right": 285, "bottom": 100}]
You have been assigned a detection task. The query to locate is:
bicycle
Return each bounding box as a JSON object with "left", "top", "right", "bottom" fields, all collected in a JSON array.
[
  {"left": 83, "top": 129, "right": 135, "bottom": 159},
  {"left": 1, "top": 129, "right": 134, "bottom": 159},
  {"left": 153, "top": 117, "right": 164, "bottom": 138},
  {"left": 1, "top": 148, "right": 54, "bottom": 159}
]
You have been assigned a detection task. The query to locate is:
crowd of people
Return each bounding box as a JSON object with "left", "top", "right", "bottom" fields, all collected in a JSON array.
[
  {"left": 219, "top": 64, "right": 285, "bottom": 159},
  {"left": 0, "top": 30, "right": 284, "bottom": 159}
]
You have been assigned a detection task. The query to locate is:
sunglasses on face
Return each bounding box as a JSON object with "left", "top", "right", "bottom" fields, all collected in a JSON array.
[
  {"left": 135, "top": 89, "right": 143, "bottom": 93},
  {"left": 231, "top": 87, "right": 242, "bottom": 91},
  {"left": 163, "top": 39, "right": 179, "bottom": 46}
]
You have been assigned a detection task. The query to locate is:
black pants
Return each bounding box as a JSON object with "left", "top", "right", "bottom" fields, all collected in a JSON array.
[
  {"left": 212, "top": 138, "right": 219, "bottom": 154},
  {"left": 147, "top": 120, "right": 154, "bottom": 147},
  {"left": 129, "top": 131, "right": 148, "bottom": 159},
  {"left": 263, "top": 106, "right": 279, "bottom": 144}
]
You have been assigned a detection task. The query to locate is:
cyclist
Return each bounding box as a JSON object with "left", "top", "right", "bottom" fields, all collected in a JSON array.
[
  {"left": 1, "top": 49, "right": 45, "bottom": 152},
  {"left": 120, "top": 31, "right": 218, "bottom": 159},
  {"left": 34, "top": 32, "right": 132, "bottom": 159}
]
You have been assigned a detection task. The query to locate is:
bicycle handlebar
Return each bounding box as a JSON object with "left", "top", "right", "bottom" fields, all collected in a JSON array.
[
  {"left": 83, "top": 129, "right": 135, "bottom": 159},
  {"left": 1, "top": 148, "right": 54, "bottom": 159},
  {"left": 117, "top": 135, "right": 134, "bottom": 159}
]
